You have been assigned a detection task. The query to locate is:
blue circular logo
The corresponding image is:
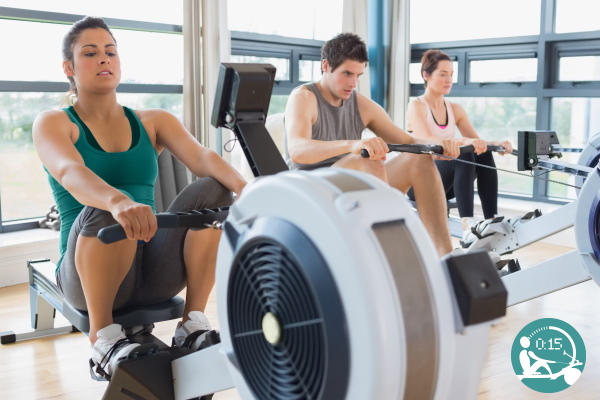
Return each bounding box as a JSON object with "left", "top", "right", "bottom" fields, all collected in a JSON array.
[{"left": 511, "top": 318, "right": 586, "bottom": 393}]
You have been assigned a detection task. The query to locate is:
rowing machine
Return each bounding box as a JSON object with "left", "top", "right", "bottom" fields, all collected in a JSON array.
[
  {"left": 101, "top": 63, "right": 508, "bottom": 400},
  {"left": 460, "top": 131, "right": 598, "bottom": 305}
]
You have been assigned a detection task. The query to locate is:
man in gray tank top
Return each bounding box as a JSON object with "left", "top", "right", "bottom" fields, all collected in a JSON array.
[{"left": 283, "top": 33, "right": 463, "bottom": 257}]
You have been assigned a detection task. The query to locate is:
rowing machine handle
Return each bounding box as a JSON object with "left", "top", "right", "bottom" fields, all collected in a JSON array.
[
  {"left": 97, "top": 207, "right": 230, "bottom": 244},
  {"left": 360, "top": 143, "right": 474, "bottom": 158},
  {"left": 486, "top": 145, "right": 506, "bottom": 153}
]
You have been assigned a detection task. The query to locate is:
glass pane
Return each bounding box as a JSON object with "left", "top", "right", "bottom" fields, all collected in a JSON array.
[
  {"left": 229, "top": 55, "right": 290, "bottom": 81},
  {"left": 470, "top": 59, "right": 537, "bottom": 83},
  {"left": 559, "top": 56, "right": 600, "bottom": 82},
  {"left": 268, "top": 95, "right": 290, "bottom": 116},
  {"left": 299, "top": 60, "right": 321, "bottom": 82},
  {"left": 410, "top": 0, "right": 541, "bottom": 43},
  {"left": 551, "top": 98, "right": 600, "bottom": 147},
  {"left": 117, "top": 93, "right": 184, "bottom": 119},
  {"left": 409, "top": 62, "right": 458, "bottom": 85},
  {"left": 0, "top": 92, "right": 183, "bottom": 223},
  {"left": 447, "top": 97, "right": 537, "bottom": 196},
  {"left": 227, "top": 0, "right": 343, "bottom": 40},
  {"left": 556, "top": 0, "right": 600, "bottom": 33},
  {"left": 1, "top": 0, "right": 183, "bottom": 25},
  {"left": 0, "top": 20, "right": 183, "bottom": 85},
  {"left": 115, "top": 30, "right": 183, "bottom": 85},
  {"left": 0, "top": 93, "right": 62, "bottom": 222},
  {"left": 545, "top": 156, "right": 581, "bottom": 200},
  {"left": 0, "top": 20, "right": 68, "bottom": 82},
  {"left": 548, "top": 98, "right": 600, "bottom": 199}
]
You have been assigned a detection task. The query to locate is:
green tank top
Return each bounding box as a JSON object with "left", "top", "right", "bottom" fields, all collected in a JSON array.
[{"left": 47, "top": 106, "right": 158, "bottom": 267}]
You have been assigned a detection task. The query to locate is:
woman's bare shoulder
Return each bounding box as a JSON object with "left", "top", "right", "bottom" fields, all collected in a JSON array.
[{"left": 33, "top": 109, "right": 72, "bottom": 130}]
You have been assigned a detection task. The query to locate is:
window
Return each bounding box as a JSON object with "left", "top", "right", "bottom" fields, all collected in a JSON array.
[
  {"left": 469, "top": 58, "right": 537, "bottom": 83},
  {"left": 410, "top": 0, "right": 541, "bottom": 44},
  {"left": 227, "top": 0, "right": 342, "bottom": 41},
  {"left": 409, "top": 62, "right": 458, "bottom": 85},
  {"left": 116, "top": 30, "right": 183, "bottom": 85},
  {"left": 229, "top": 55, "right": 290, "bottom": 81},
  {"left": 559, "top": 56, "right": 600, "bottom": 82},
  {"left": 411, "top": 0, "right": 600, "bottom": 202},
  {"left": 551, "top": 98, "right": 600, "bottom": 147},
  {"left": 0, "top": 6, "right": 182, "bottom": 232},
  {"left": 555, "top": 0, "right": 600, "bottom": 34},
  {"left": 546, "top": 97, "right": 600, "bottom": 200},
  {"left": 0, "top": 20, "right": 67, "bottom": 82},
  {"left": 448, "top": 97, "right": 537, "bottom": 196},
  {"left": 299, "top": 59, "right": 321, "bottom": 82},
  {"left": 0, "top": 93, "right": 62, "bottom": 222}
]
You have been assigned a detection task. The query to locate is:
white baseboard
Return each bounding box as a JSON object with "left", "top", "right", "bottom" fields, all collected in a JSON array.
[{"left": 0, "top": 229, "right": 60, "bottom": 288}]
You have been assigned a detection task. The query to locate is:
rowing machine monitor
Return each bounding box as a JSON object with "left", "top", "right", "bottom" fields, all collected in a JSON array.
[
  {"left": 517, "top": 130, "right": 562, "bottom": 171},
  {"left": 211, "top": 63, "right": 288, "bottom": 177}
]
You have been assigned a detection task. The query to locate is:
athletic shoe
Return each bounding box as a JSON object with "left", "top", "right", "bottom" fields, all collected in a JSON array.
[
  {"left": 90, "top": 324, "right": 141, "bottom": 380},
  {"left": 173, "top": 311, "right": 213, "bottom": 351},
  {"left": 461, "top": 218, "right": 483, "bottom": 246}
]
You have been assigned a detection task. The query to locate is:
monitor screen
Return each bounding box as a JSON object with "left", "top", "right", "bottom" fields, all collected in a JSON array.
[{"left": 211, "top": 63, "right": 276, "bottom": 129}]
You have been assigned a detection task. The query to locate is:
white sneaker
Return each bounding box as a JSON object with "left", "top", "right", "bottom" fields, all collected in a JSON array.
[
  {"left": 461, "top": 218, "right": 480, "bottom": 245},
  {"left": 173, "top": 311, "right": 212, "bottom": 350},
  {"left": 487, "top": 251, "right": 501, "bottom": 266},
  {"left": 91, "top": 324, "right": 140, "bottom": 380},
  {"left": 448, "top": 247, "right": 466, "bottom": 257}
]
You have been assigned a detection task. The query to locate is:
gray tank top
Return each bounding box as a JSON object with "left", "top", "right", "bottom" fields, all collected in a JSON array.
[{"left": 284, "top": 82, "right": 365, "bottom": 170}]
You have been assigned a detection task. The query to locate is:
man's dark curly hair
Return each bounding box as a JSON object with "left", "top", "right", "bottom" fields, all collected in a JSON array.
[{"left": 321, "top": 33, "right": 369, "bottom": 73}]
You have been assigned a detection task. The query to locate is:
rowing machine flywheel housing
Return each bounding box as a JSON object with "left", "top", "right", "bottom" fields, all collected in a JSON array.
[
  {"left": 576, "top": 132, "right": 600, "bottom": 191},
  {"left": 214, "top": 167, "right": 498, "bottom": 400},
  {"left": 575, "top": 164, "right": 600, "bottom": 284}
]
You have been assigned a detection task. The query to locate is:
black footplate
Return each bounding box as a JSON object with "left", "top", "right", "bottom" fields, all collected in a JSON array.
[{"left": 101, "top": 332, "right": 222, "bottom": 400}]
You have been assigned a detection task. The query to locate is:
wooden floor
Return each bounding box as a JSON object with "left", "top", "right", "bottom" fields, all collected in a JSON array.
[{"left": 0, "top": 241, "right": 598, "bottom": 400}]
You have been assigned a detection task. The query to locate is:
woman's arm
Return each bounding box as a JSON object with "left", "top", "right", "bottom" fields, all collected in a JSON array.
[
  {"left": 452, "top": 103, "right": 513, "bottom": 154},
  {"left": 32, "top": 110, "right": 157, "bottom": 241},
  {"left": 149, "top": 109, "right": 246, "bottom": 197}
]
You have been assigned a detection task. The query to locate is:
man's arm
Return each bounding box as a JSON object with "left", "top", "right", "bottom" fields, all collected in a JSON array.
[{"left": 285, "top": 87, "right": 388, "bottom": 163}]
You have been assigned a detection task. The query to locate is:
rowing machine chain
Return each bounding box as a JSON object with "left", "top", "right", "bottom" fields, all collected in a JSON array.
[{"left": 427, "top": 152, "right": 583, "bottom": 190}]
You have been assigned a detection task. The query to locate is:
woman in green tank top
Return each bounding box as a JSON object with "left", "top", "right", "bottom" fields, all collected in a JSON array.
[{"left": 32, "top": 16, "right": 246, "bottom": 379}]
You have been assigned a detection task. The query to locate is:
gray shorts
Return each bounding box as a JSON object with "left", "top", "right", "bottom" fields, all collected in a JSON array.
[{"left": 57, "top": 177, "right": 233, "bottom": 311}]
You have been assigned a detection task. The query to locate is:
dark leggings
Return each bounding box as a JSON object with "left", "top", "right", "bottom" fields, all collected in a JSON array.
[
  {"left": 408, "top": 151, "right": 498, "bottom": 219},
  {"left": 57, "top": 177, "right": 233, "bottom": 311}
]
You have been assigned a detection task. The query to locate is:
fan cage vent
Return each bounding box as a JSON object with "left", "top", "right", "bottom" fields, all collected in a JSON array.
[{"left": 229, "top": 239, "right": 326, "bottom": 400}]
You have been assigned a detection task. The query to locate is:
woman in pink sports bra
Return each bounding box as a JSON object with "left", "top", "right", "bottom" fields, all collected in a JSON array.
[{"left": 406, "top": 49, "right": 513, "bottom": 243}]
